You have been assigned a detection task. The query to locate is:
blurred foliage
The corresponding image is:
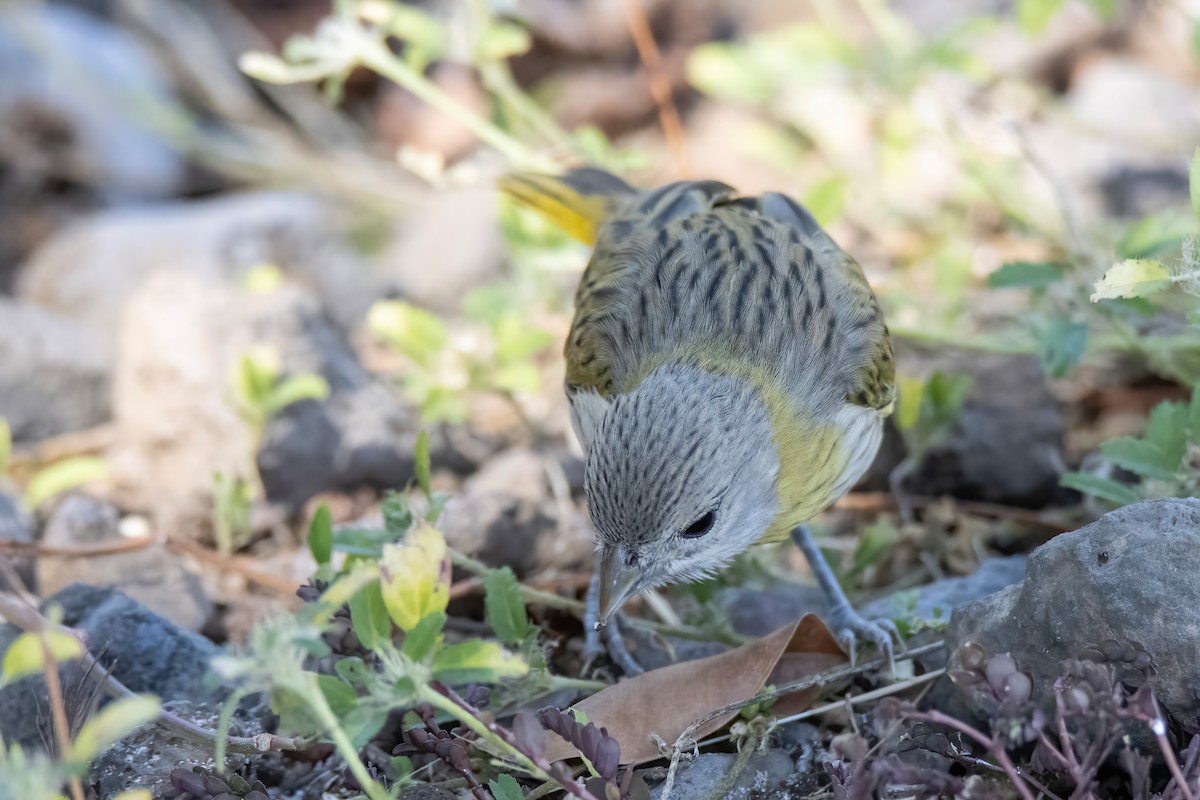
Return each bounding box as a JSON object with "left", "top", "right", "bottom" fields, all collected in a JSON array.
[
  {"left": 213, "top": 440, "right": 602, "bottom": 800},
  {"left": 1063, "top": 384, "right": 1200, "bottom": 505},
  {"left": 0, "top": 418, "right": 109, "bottom": 511}
]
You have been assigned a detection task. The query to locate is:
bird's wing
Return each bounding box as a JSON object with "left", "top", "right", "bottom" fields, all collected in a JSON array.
[{"left": 739, "top": 191, "right": 896, "bottom": 416}]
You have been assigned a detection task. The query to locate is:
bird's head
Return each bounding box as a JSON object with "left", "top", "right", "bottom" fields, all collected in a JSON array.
[{"left": 583, "top": 363, "right": 781, "bottom": 623}]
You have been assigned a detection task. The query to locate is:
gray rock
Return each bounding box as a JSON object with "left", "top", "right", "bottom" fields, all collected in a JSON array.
[
  {"left": 898, "top": 350, "right": 1069, "bottom": 508},
  {"left": 646, "top": 750, "right": 798, "bottom": 800},
  {"left": 1098, "top": 165, "right": 1192, "bottom": 220},
  {"left": 438, "top": 493, "right": 557, "bottom": 576},
  {"left": 946, "top": 499, "right": 1200, "bottom": 730},
  {"left": 861, "top": 555, "right": 1027, "bottom": 622},
  {"left": 0, "top": 3, "right": 183, "bottom": 204},
  {"left": 0, "top": 584, "right": 225, "bottom": 752},
  {"left": 378, "top": 188, "right": 504, "bottom": 313},
  {"left": 0, "top": 298, "right": 110, "bottom": 443},
  {"left": 720, "top": 583, "right": 832, "bottom": 639},
  {"left": 18, "top": 192, "right": 382, "bottom": 359},
  {"left": 36, "top": 495, "right": 211, "bottom": 630},
  {"left": 111, "top": 271, "right": 427, "bottom": 537}
]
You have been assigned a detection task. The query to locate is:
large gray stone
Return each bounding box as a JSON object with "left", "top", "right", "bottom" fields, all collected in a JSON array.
[
  {"left": 0, "top": 584, "right": 225, "bottom": 752},
  {"left": 110, "top": 271, "right": 428, "bottom": 538},
  {"left": 946, "top": 499, "right": 1200, "bottom": 730},
  {"left": 645, "top": 750, "right": 800, "bottom": 800},
  {"left": 17, "top": 192, "right": 381, "bottom": 359},
  {"left": 0, "top": 298, "right": 110, "bottom": 443}
]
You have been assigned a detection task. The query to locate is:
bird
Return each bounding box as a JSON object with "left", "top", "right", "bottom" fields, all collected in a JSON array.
[{"left": 499, "top": 167, "right": 899, "bottom": 673}]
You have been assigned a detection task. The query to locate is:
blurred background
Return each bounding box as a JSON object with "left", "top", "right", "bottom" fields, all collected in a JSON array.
[{"left": 1, "top": 0, "right": 1198, "bottom": 641}]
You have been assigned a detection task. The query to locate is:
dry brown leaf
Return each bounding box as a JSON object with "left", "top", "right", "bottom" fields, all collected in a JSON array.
[{"left": 546, "top": 614, "right": 846, "bottom": 764}]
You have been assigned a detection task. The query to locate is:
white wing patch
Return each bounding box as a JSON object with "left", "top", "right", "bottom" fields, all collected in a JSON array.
[
  {"left": 829, "top": 401, "right": 884, "bottom": 501},
  {"left": 567, "top": 388, "right": 612, "bottom": 455}
]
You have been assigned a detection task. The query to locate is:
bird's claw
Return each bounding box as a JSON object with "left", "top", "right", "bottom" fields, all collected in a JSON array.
[
  {"left": 827, "top": 606, "right": 902, "bottom": 672},
  {"left": 582, "top": 615, "right": 645, "bottom": 677}
]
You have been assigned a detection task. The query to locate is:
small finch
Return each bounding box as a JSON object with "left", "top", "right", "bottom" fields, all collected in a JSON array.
[{"left": 501, "top": 168, "right": 899, "bottom": 671}]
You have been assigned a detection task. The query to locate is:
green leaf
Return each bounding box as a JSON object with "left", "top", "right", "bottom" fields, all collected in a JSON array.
[
  {"left": 986, "top": 261, "right": 1065, "bottom": 290},
  {"left": 489, "top": 774, "right": 525, "bottom": 800},
  {"left": 1038, "top": 317, "right": 1087, "bottom": 378},
  {"left": 802, "top": 176, "right": 848, "bottom": 226},
  {"left": 1144, "top": 400, "right": 1189, "bottom": 468},
  {"left": 381, "top": 491, "right": 416, "bottom": 536},
  {"left": 1191, "top": 146, "right": 1200, "bottom": 222},
  {"left": 402, "top": 611, "right": 446, "bottom": 662},
  {"left": 893, "top": 374, "right": 924, "bottom": 433},
  {"left": 349, "top": 581, "right": 392, "bottom": 651},
  {"left": 476, "top": 22, "right": 532, "bottom": 60},
  {"left": 262, "top": 373, "right": 330, "bottom": 417},
  {"left": 1117, "top": 209, "right": 1194, "bottom": 259},
  {"left": 1061, "top": 472, "right": 1142, "bottom": 506},
  {"left": 381, "top": 5, "right": 446, "bottom": 56},
  {"left": 0, "top": 417, "right": 10, "bottom": 474},
  {"left": 493, "top": 315, "right": 554, "bottom": 364},
  {"left": 25, "top": 457, "right": 109, "bottom": 508},
  {"left": 1086, "top": 0, "right": 1116, "bottom": 19},
  {"left": 317, "top": 674, "right": 358, "bottom": 718},
  {"left": 2, "top": 630, "right": 83, "bottom": 686},
  {"left": 1100, "top": 437, "right": 1178, "bottom": 480},
  {"left": 431, "top": 640, "right": 528, "bottom": 685},
  {"left": 367, "top": 301, "right": 449, "bottom": 368},
  {"left": 484, "top": 567, "right": 533, "bottom": 646},
  {"left": 1091, "top": 259, "right": 1172, "bottom": 301},
  {"left": 414, "top": 431, "right": 432, "bottom": 499},
  {"left": 308, "top": 505, "right": 333, "bottom": 565},
  {"left": 68, "top": 695, "right": 159, "bottom": 763},
  {"left": 331, "top": 527, "right": 391, "bottom": 558},
  {"left": 235, "top": 347, "right": 281, "bottom": 407},
  {"left": 1017, "top": 0, "right": 1064, "bottom": 34}
]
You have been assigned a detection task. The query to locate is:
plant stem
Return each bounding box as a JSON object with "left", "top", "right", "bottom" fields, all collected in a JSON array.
[
  {"left": 421, "top": 689, "right": 550, "bottom": 781},
  {"left": 307, "top": 674, "right": 391, "bottom": 800},
  {"left": 355, "top": 36, "right": 557, "bottom": 172}
]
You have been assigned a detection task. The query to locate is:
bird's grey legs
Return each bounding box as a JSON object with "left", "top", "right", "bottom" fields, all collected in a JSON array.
[
  {"left": 583, "top": 568, "right": 645, "bottom": 676},
  {"left": 791, "top": 524, "right": 899, "bottom": 670}
]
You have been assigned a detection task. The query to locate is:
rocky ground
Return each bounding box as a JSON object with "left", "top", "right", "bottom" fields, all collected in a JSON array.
[{"left": 1, "top": 0, "right": 1199, "bottom": 798}]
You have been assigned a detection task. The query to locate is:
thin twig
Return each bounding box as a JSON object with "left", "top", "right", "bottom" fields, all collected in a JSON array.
[
  {"left": 698, "top": 667, "right": 947, "bottom": 747},
  {"left": 835, "top": 491, "right": 1073, "bottom": 533},
  {"left": 0, "top": 535, "right": 160, "bottom": 558},
  {"left": 619, "top": 0, "right": 691, "bottom": 177},
  {"left": 169, "top": 537, "right": 302, "bottom": 595}
]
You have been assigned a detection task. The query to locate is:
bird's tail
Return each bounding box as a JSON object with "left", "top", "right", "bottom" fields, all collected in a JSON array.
[{"left": 496, "top": 167, "right": 637, "bottom": 246}]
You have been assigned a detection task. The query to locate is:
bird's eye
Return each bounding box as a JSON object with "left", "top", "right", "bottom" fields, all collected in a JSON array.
[{"left": 680, "top": 510, "right": 716, "bottom": 538}]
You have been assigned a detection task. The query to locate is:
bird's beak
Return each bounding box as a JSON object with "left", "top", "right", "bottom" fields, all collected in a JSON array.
[{"left": 598, "top": 546, "right": 640, "bottom": 625}]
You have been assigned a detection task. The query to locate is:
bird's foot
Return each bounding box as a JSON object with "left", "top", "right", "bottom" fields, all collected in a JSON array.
[
  {"left": 825, "top": 603, "right": 901, "bottom": 672},
  {"left": 582, "top": 614, "right": 645, "bottom": 677}
]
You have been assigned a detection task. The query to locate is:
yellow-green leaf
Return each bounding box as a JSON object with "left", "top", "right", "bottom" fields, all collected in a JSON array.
[
  {"left": 414, "top": 431, "right": 432, "bottom": 499},
  {"left": 431, "top": 640, "right": 528, "bottom": 685},
  {"left": 113, "top": 791, "right": 153, "bottom": 800},
  {"left": 476, "top": 22, "right": 532, "bottom": 60},
  {"left": 1017, "top": 0, "right": 1064, "bottom": 34},
  {"left": 2, "top": 631, "right": 84, "bottom": 686},
  {"left": 379, "top": 523, "right": 450, "bottom": 631},
  {"left": 241, "top": 262, "right": 285, "bottom": 293},
  {"left": 25, "top": 457, "right": 109, "bottom": 508},
  {"left": 69, "top": 695, "right": 159, "bottom": 764},
  {"left": 1090, "top": 259, "right": 1172, "bottom": 302},
  {"left": 367, "top": 301, "right": 449, "bottom": 368},
  {"left": 262, "top": 373, "right": 330, "bottom": 417}
]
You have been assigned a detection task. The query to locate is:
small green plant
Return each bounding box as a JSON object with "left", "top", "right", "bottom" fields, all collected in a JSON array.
[
  {"left": 1063, "top": 384, "right": 1200, "bottom": 506},
  {"left": 367, "top": 298, "right": 554, "bottom": 423},
  {"left": 212, "top": 346, "right": 331, "bottom": 554},
  {"left": 0, "top": 417, "right": 109, "bottom": 511},
  {"left": 212, "top": 438, "right": 606, "bottom": 799},
  {"left": 889, "top": 370, "right": 973, "bottom": 519}
]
